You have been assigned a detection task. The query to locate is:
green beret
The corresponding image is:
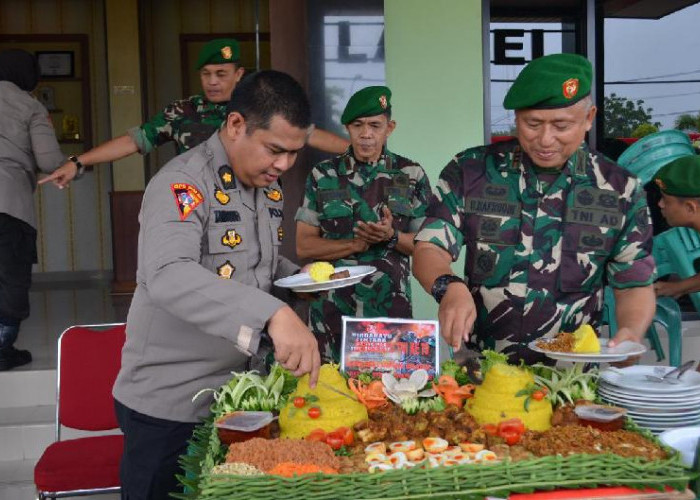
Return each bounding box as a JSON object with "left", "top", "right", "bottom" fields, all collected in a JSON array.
[
  {"left": 196, "top": 39, "right": 240, "bottom": 69},
  {"left": 654, "top": 155, "right": 700, "bottom": 197},
  {"left": 341, "top": 86, "right": 392, "bottom": 125},
  {"left": 503, "top": 53, "right": 592, "bottom": 110}
]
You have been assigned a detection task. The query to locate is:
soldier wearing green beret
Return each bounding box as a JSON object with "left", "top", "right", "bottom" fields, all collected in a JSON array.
[
  {"left": 40, "top": 39, "right": 349, "bottom": 187},
  {"left": 653, "top": 155, "right": 700, "bottom": 299},
  {"left": 295, "top": 86, "right": 433, "bottom": 362},
  {"left": 413, "top": 53, "right": 656, "bottom": 364}
]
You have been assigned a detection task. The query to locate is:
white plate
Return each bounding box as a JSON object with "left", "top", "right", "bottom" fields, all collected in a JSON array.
[
  {"left": 528, "top": 340, "right": 646, "bottom": 362},
  {"left": 599, "top": 382, "right": 700, "bottom": 400},
  {"left": 273, "top": 265, "right": 376, "bottom": 293},
  {"left": 659, "top": 426, "right": 700, "bottom": 466},
  {"left": 598, "top": 391, "right": 700, "bottom": 409},
  {"left": 600, "top": 366, "right": 700, "bottom": 394}
]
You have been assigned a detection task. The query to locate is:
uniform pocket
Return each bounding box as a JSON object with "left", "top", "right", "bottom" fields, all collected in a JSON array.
[
  {"left": 559, "top": 250, "right": 608, "bottom": 292},
  {"left": 319, "top": 199, "right": 354, "bottom": 237},
  {"left": 559, "top": 223, "right": 613, "bottom": 292},
  {"left": 466, "top": 215, "right": 519, "bottom": 287}
]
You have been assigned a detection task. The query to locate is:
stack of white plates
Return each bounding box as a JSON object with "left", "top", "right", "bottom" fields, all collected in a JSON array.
[{"left": 598, "top": 365, "right": 700, "bottom": 434}]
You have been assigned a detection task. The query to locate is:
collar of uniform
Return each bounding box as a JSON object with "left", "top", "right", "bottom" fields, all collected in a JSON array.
[
  {"left": 205, "top": 132, "right": 241, "bottom": 192},
  {"left": 196, "top": 93, "right": 228, "bottom": 111},
  {"left": 339, "top": 146, "right": 390, "bottom": 175}
]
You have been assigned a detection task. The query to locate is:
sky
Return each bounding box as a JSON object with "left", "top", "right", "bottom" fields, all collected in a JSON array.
[
  {"left": 490, "top": 2, "right": 700, "bottom": 132},
  {"left": 319, "top": 4, "right": 700, "bottom": 134}
]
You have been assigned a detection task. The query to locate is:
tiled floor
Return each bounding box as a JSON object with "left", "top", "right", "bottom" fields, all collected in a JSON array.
[{"left": 0, "top": 274, "right": 128, "bottom": 500}]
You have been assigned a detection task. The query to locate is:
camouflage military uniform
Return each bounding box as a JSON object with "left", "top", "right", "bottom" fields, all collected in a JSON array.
[
  {"left": 415, "top": 139, "right": 656, "bottom": 363},
  {"left": 128, "top": 95, "right": 227, "bottom": 155},
  {"left": 295, "top": 147, "right": 432, "bottom": 362}
]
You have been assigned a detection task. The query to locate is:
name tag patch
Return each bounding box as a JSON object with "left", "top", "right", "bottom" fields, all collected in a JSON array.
[
  {"left": 214, "top": 210, "right": 241, "bottom": 223},
  {"left": 268, "top": 207, "right": 283, "bottom": 218},
  {"left": 319, "top": 189, "right": 350, "bottom": 202},
  {"left": 566, "top": 208, "right": 623, "bottom": 229},
  {"left": 467, "top": 198, "right": 520, "bottom": 217}
]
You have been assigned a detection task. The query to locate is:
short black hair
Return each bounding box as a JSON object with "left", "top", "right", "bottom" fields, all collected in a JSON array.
[{"left": 226, "top": 70, "right": 311, "bottom": 134}]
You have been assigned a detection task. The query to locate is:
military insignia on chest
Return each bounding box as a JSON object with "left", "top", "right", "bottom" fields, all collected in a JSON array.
[
  {"left": 217, "top": 261, "right": 235, "bottom": 279},
  {"left": 265, "top": 188, "right": 283, "bottom": 202},
  {"left": 215, "top": 187, "right": 230, "bottom": 205},
  {"left": 277, "top": 226, "right": 284, "bottom": 241},
  {"left": 218, "top": 166, "right": 236, "bottom": 190},
  {"left": 170, "top": 183, "right": 204, "bottom": 221},
  {"left": 222, "top": 229, "right": 242, "bottom": 248}
]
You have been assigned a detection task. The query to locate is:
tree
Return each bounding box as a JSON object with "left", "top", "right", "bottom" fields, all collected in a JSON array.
[
  {"left": 674, "top": 113, "right": 700, "bottom": 132},
  {"left": 603, "top": 93, "right": 661, "bottom": 138}
]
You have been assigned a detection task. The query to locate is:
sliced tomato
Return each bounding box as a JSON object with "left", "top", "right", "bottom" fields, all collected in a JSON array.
[
  {"left": 329, "top": 426, "right": 354, "bottom": 446},
  {"left": 501, "top": 430, "right": 521, "bottom": 446},
  {"left": 293, "top": 396, "right": 306, "bottom": 408},
  {"left": 306, "top": 428, "right": 327, "bottom": 442},
  {"left": 482, "top": 423, "right": 498, "bottom": 436},
  {"left": 532, "top": 390, "right": 545, "bottom": 401},
  {"left": 307, "top": 406, "right": 321, "bottom": 419},
  {"left": 325, "top": 436, "right": 344, "bottom": 450},
  {"left": 498, "top": 418, "right": 525, "bottom": 436}
]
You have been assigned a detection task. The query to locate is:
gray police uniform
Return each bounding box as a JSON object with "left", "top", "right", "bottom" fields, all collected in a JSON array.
[
  {"left": 113, "top": 132, "right": 298, "bottom": 423},
  {"left": 0, "top": 81, "right": 64, "bottom": 229}
]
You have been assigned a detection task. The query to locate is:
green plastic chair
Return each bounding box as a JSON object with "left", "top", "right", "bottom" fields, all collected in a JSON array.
[
  {"left": 616, "top": 130, "right": 695, "bottom": 185},
  {"left": 603, "top": 228, "right": 685, "bottom": 366},
  {"left": 654, "top": 226, "right": 700, "bottom": 314}
]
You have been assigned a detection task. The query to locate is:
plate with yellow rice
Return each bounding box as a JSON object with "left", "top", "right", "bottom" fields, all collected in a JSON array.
[
  {"left": 528, "top": 339, "right": 646, "bottom": 363},
  {"left": 274, "top": 264, "right": 376, "bottom": 293}
]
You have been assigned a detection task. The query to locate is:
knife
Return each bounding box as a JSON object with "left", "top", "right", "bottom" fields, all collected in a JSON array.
[{"left": 318, "top": 381, "right": 359, "bottom": 402}]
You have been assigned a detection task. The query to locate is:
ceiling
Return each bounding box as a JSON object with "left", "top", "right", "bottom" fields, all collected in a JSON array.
[{"left": 491, "top": 0, "right": 700, "bottom": 21}]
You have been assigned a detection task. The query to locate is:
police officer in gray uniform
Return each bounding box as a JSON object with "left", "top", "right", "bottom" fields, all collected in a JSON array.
[{"left": 112, "top": 70, "right": 320, "bottom": 500}]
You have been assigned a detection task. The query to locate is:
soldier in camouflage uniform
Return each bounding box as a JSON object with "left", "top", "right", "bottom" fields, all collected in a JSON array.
[
  {"left": 40, "top": 39, "right": 349, "bottom": 187},
  {"left": 295, "top": 86, "right": 432, "bottom": 362},
  {"left": 413, "top": 54, "right": 656, "bottom": 364}
]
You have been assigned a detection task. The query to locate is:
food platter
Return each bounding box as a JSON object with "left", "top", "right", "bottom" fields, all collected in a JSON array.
[
  {"left": 274, "top": 265, "right": 376, "bottom": 293},
  {"left": 528, "top": 339, "right": 646, "bottom": 362}
]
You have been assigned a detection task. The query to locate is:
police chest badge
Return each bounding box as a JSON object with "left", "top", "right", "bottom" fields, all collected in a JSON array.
[
  {"left": 265, "top": 188, "right": 282, "bottom": 202},
  {"left": 215, "top": 187, "right": 230, "bottom": 205},
  {"left": 217, "top": 261, "right": 235, "bottom": 279},
  {"left": 222, "top": 229, "right": 242, "bottom": 248},
  {"left": 171, "top": 183, "right": 204, "bottom": 220},
  {"left": 562, "top": 78, "right": 579, "bottom": 100}
]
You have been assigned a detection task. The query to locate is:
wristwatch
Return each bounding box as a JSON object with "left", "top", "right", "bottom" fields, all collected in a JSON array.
[
  {"left": 385, "top": 228, "right": 399, "bottom": 250},
  {"left": 431, "top": 274, "right": 466, "bottom": 304},
  {"left": 68, "top": 155, "right": 86, "bottom": 179}
]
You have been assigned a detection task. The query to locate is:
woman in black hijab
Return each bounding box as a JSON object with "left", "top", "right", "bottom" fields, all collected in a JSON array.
[{"left": 0, "top": 49, "right": 65, "bottom": 370}]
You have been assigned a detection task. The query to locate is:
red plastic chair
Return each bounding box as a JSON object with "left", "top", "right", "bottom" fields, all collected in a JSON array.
[{"left": 34, "top": 323, "right": 126, "bottom": 499}]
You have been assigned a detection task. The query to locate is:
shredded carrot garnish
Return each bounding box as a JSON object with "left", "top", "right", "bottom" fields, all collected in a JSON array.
[{"left": 268, "top": 462, "right": 338, "bottom": 477}]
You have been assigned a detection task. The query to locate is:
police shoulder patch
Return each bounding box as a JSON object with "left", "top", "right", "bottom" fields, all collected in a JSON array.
[{"left": 171, "top": 183, "right": 204, "bottom": 220}]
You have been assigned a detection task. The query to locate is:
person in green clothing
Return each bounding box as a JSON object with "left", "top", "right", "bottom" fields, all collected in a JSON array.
[
  {"left": 295, "top": 86, "right": 433, "bottom": 362},
  {"left": 40, "top": 38, "right": 349, "bottom": 188},
  {"left": 653, "top": 155, "right": 700, "bottom": 299},
  {"left": 413, "top": 53, "right": 656, "bottom": 364}
]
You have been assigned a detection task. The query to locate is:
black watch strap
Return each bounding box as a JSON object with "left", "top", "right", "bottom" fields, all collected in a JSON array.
[
  {"left": 386, "top": 228, "right": 398, "bottom": 250},
  {"left": 68, "top": 155, "right": 86, "bottom": 179},
  {"left": 431, "top": 274, "right": 466, "bottom": 303}
]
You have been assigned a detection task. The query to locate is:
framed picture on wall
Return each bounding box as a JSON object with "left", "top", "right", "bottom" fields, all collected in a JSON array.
[{"left": 36, "top": 51, "right": 74, "bottom": 78}]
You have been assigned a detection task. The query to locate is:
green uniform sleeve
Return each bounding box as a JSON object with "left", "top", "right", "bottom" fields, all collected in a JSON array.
[{"left": 294, "top": 166, "right": 322, "bottom": 227}]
